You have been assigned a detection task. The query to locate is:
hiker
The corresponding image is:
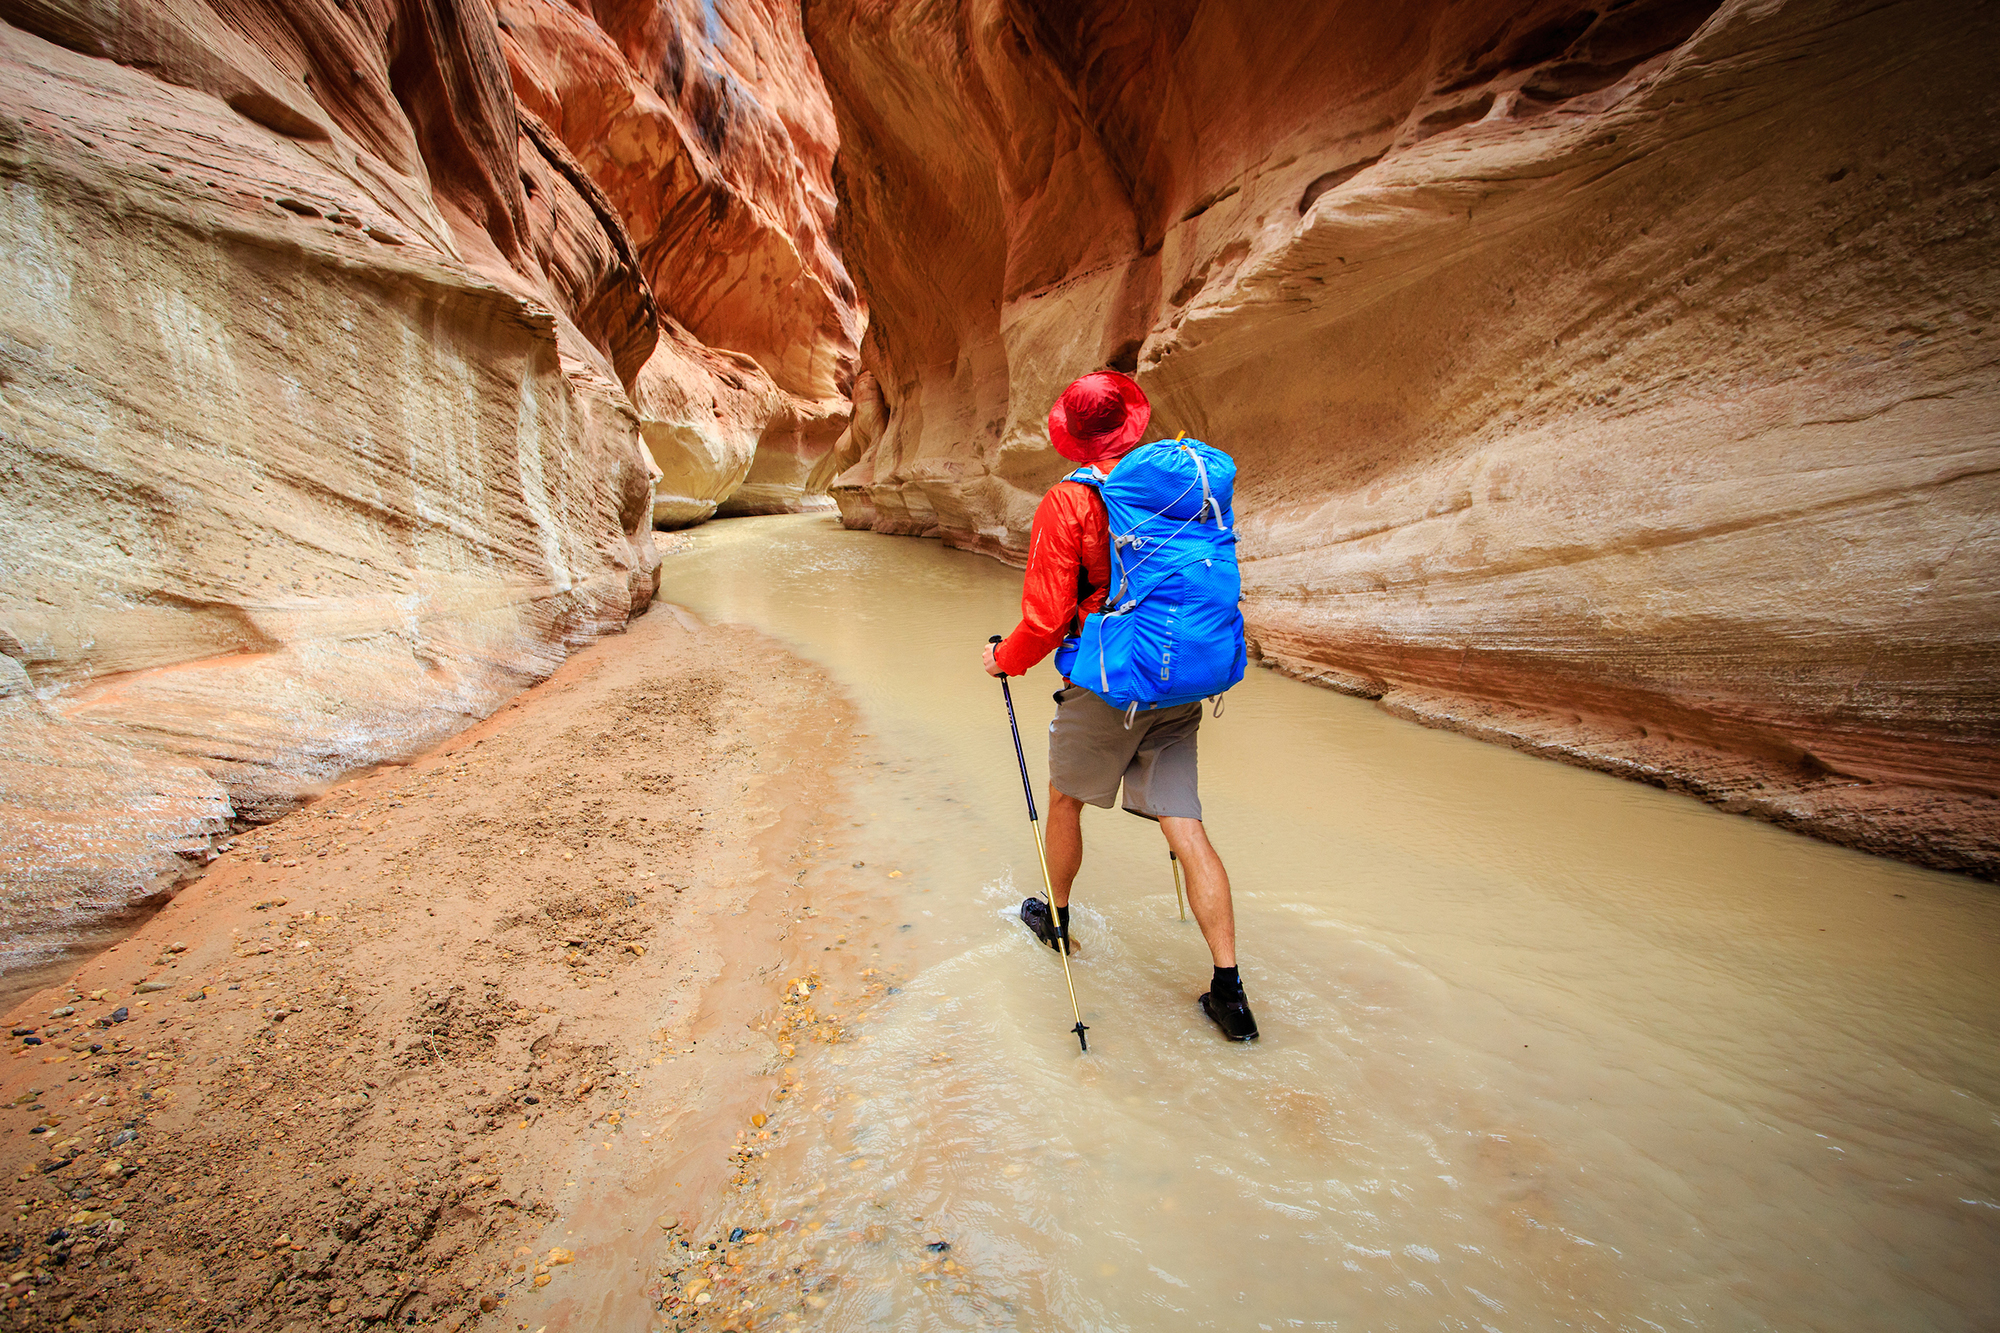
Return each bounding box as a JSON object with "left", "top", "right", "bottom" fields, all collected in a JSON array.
[{"left": 981, "top": 370, "right": 1257, "bottom": 1042}]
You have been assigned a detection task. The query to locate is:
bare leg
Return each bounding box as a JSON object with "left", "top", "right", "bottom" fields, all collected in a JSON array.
[
  {"left": 1044, "top": 786, "right": 1085, "bottom": 908},
  {"left": 1158, "top": 817, "right": 1235, "bottom": 968}
]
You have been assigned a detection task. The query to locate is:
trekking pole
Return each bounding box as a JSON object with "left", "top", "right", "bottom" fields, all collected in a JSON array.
[
  {"left": 989, "top": 636, "right": 1089, "bottom": 1053},
  {"left": 1170, "top": 851, "right": 1186, "bottom": 922}
]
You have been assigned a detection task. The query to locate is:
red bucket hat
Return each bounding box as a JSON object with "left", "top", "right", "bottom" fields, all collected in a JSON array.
[{"left": 1047, "top": 371, "right": 1151, "bottom": 465}]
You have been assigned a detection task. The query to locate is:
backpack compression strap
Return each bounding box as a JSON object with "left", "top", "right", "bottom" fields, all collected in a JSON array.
[{"left": 1181, "top": 442, "right": 1225, "bottom": 530}]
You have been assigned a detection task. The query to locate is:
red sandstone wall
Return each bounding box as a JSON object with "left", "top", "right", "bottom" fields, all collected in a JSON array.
[
  {"left": 0, "top": 0, "right": 859, "bottom": 963},
  {"left": 805, "top": 0, "right": 2000, "bottom": 876}
]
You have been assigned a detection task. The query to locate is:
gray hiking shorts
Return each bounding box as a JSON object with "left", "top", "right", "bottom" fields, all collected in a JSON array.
[{"left": 1048, "top": 686, "right": 1203, "bottom": 821}]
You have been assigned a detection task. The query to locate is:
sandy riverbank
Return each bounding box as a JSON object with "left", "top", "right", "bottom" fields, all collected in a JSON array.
[{"left": 0, "top": 603, "right": 883, "bottom": 1331}]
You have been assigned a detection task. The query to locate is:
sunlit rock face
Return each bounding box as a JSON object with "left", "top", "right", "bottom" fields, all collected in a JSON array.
[
  {"left": 637, "top": 326, "right": 781, "bottom": 527},
  {"left": 807, "top": 0, "right": 2000, "bottom": 875},
  {"left": 0, "top": 0, "right": 856, "bottom": 961}
]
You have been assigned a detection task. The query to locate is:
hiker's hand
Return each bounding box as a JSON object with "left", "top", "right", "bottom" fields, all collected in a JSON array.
[{"left": 982, "top": 642, "right": 1004, "bottom": 677}]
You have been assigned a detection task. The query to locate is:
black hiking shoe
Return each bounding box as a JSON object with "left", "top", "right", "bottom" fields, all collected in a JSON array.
[
  {"left": 1200, "top": 990, "right": 1259, "bottom": 1041},
  {"left": 1020, "top": 898, "right": 1071, "bottom": 954}
]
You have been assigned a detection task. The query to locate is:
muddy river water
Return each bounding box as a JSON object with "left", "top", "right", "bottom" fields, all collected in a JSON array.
[{"left": 661, "top": 514, "right": 1999, "bottom": 1331}]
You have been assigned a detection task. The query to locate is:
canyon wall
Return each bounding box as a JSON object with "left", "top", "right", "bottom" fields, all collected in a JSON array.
[
  {"left": 0, "top": 0, "right": 857, "bottom": 966},
  {"left": 497, "top": 0, "right": 860, "bottom": 521},
  {"left": 807, "top": 0, "right": 2000, "bottom": 876}
]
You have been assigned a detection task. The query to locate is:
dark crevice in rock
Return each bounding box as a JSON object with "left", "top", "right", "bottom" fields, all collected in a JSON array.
[{"left": 1298, "top": 152, "right": 1385, "bottom": 215}]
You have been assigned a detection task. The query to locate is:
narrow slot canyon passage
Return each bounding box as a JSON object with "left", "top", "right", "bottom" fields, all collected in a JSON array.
[{"left": 1, "top": 0, "right": 1997, "bottom": 1329}]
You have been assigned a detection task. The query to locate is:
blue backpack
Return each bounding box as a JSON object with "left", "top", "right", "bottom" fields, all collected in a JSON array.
[{"left": 1054, "top": 437, "right": 1248, "bottom": 713}]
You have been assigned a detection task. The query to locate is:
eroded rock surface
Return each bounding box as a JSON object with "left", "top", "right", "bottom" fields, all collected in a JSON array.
[
  {"left": 808, "top": 0, "right": 2000, "bottom": 874},
  {"left": 0, "top": 0, "right": 857, "bottom": 965},
  {"left": 498, "top": 0, "right": 860, "bottom": 524}
]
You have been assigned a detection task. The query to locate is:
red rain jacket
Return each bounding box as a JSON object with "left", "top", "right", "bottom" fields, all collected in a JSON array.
[{"left": 993, "top": 479, "right": 1111, "bottom": 678}]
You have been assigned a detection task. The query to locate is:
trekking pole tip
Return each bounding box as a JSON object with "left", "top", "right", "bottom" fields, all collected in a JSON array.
[{"left": 1073, "top": 1022, "right": 1089, "bottom": 1053}]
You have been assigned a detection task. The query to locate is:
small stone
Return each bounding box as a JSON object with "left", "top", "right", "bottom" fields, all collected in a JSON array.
[
  {"left": 546, "top": 1247, "right": 573, "bottom": 1265},
  {"left": 655, "top": 1215, "right": 677, "bottom": 1231},
  {"left": 132, "top": 982, "right": 171, "bottom": 995},
  {"left": 47, "top": 1009, "right": 72, "bottom": 1020},
  {"left": 108, "top": 1131, "right": 135, "bottom": 1147},
  {"left": 98, "top": 1162, "right": 121, "bottom": 1179},
  {"left": 109, "top": 1009, "right": 128, "bottom": 1024},
  {"left": 328, "top": 1297, "right": 347, "bottom": 1313},
  {"left": 729, "top": 1228, "right": 745, "bottom": 1243},
  {"left": 533, "top": 1273, "right": 550, "bottom": 1287},
  {"left": 750, "top": 1114, "right": 766, "bottom": 1128}
]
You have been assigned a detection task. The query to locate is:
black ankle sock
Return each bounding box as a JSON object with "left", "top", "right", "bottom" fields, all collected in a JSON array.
[
  {"left": 1056, "top": 905, "right": 1071, "bottom": 934},
  {"left": 1211, "top": 965, "right": 1241, "bottom": 1000}
]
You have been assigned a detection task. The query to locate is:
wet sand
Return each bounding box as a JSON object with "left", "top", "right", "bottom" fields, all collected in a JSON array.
[{"left": 0, "top": 604, "right": 874, "bottom": 1331}]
